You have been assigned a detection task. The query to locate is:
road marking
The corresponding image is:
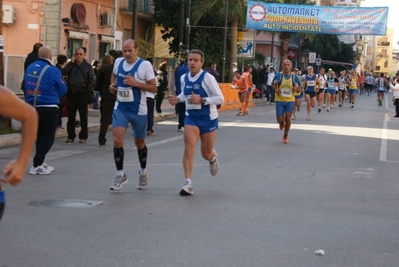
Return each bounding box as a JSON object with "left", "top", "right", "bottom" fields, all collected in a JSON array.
[
  {"left": 146, "top": 135, "right": 183, "bottom": 148},
  {"left": 379, "top": 113, "right": 389, "bottom": 162},
  {"left": 40, "top": 150, "right": 86, "bottom": 161}
]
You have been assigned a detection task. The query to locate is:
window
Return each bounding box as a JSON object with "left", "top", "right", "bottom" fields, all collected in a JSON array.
[
  {"left": 99, "top": 43, "right": 110, "bottom": 62},
  {"left": 67, "top": 39, "right": 83, "bottom": 59}
]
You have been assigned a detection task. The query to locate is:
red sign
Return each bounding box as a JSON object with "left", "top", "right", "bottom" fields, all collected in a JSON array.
[
  {"left": 71, "top": 3, "right": 86, "bottom": 24},
  {"left": 287, "top": 49, "right": 296, "bottom": 60}
]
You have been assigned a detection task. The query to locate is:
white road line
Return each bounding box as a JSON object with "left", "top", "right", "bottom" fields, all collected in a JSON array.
[
  {"left": 379, "top": 113, "right": 389, "bottom": 162},
  {"left": 38, "top": 150, "right": 86, "bottom": 161}
]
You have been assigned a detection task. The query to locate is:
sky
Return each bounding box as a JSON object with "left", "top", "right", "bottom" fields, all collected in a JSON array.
[{"left": 361, "top": 0, "right": 399, "bottom": 49}]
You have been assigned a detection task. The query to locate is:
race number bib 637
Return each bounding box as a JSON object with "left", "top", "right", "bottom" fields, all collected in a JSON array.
[{"left": 117, "top": 87, "right": 133, "bottom": 102}]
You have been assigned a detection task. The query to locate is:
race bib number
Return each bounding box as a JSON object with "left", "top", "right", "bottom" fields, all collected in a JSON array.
[
  {"left": 351, "top": 82, "right": 357, "bottom": 87},
  {"left": 117, "top": 87, "right": 133, "bottom": 102},
  {"left": 307, "top": 80, "right": 315, "bottom": 86},
  {"left": 281, "top": 88, "right": 292, "bottom": 98},
  {"left": 328, "top": 82, "right": 335, "bottom": 88},
  {"left": 339, "top": 84, "right": 345, "bottom": 90},
  {"left": 185, "top": 95, "right": 201, "bottom": 110}
]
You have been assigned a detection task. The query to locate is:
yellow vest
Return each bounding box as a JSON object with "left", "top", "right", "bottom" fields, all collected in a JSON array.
[
  {"left": 349, "top": 77, "right": 357, "bottom": 90},
  {"left": 275, "top": 73, "right": 295, "bottom": 102}
]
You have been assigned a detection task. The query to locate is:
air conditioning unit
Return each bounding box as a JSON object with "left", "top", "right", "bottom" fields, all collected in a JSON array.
[
  {"left": 100, "top": 13, "right": 113, "bottom": 27},
  {"left": 2, "top": 5, "right": 15, "bottom": 24}
]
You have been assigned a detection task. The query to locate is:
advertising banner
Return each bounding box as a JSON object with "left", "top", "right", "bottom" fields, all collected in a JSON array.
[{"left": 246, "top": 1, "right": 388, "bottom": 35}]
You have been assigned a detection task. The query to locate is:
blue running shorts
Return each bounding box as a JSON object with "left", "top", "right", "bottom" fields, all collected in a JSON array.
[
  {"left": 276, "top": 101, "right": 295, "bottom": 117},
  {"left": 112, "top": 109, "right": 148, "bottom": 139},
  {"left": 184, "top": 116, "right": 218, "bottom": 134}
]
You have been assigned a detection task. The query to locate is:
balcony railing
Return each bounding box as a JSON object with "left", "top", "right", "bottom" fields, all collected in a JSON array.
[{"left": 120, "top": 0, "right": 154, "bottom": 14}]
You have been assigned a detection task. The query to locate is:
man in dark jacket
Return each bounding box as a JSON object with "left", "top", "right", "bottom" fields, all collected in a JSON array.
[
  {"left": 62, "top": 47, "right": 96, "bottom": 143},
  {"left": 55, "top": 54, "right": 68, "bottom": 130},
  {"left": 98, "top": 50, "right": 123, "bottom": 146},
  {"left": 174, "top": 59, "right": 188, "bottom": 131},
  {"left": 204, "top": 60, "right": 219, "bottom": 81},
  {"left": 24, "top": 46, "right": 67, "bottom": 175},
  {"left": 21, "top": 43, "right": 43, "bottom": 98}
]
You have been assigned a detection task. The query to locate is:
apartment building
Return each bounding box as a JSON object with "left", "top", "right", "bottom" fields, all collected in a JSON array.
[{"left": 2, "top": 0, "right": 155, "bottom": 93}]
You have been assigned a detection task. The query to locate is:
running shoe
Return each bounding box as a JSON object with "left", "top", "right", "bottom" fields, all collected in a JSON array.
[
  {"left": 292, "top": 115, "right": 296, "bottom": 120},
  {"left": 138, "top": 171, "right": 148, "bottom": 190},
  {"left": 318, "top": 107, "right": 321, "bottom": 113},
  {"left": 209, "top": 150, "right": 219, "bottom": 176},
  {"left": 323, "top": 104, "right": 326, "bottom": 107},
  {"left": 297, "top": 106, "right": 301, "bottom": 112},
  {"left": 42, "top": 162, "right": 54, "bottom": 172},
  {"left": 306, "top": 117, "right": 311, "bottom": 121},
  {"left": 177, "top": 127, "right": 184, "bottom": 132},
  {"left": 279, "top": 123, "right": 285, "bottom": 130},
  {"left": 110, "top": 173, "right": 128, "bottom": 190},
  {"left": 339, "top": 103, "right": 342, "bottom": 107},
  {"left": 179, "top": 181, "right": 193, "bottom": 196},
  {"left": 29, "top": 165, "right": 52, "bottom": 175},
  {"left": 282, "top": 135, "right": 289, "bottom": 144},
  {"left": 327, "top": 108, "right": 330, "bottom": 112},
  {"left": 351, "top": 104, "right": 354, "bottom": 108}
]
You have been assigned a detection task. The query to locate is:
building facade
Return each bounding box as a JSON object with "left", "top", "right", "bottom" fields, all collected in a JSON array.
[{"left": 2, "top": 0, "right": 155, "bottom": 94}]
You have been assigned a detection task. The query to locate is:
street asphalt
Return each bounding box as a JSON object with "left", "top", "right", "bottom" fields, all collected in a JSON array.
[{"left": 0, "top": 93, "right": 398, "bottom": 267}]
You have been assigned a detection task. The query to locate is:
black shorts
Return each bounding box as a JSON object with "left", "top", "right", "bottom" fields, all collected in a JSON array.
[
  {"left": 305, "top": 91, "right": 316, "bottom": 98},
  {"left": 318, "top": 89, "right": 325, "bottom": 94}
]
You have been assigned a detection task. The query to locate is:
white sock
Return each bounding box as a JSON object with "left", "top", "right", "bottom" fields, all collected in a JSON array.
[
  {"left": 140, "top": 168, "right": 147, "bottom": 174},
  {"left": 209, "top": 156, "right": 216, "bottom": 163},
  {"left": 117, "top": 170, "right": 124, "bottom": 176},
  {"left": 185, "top": 178, "right": 192, "bottom": 184}
]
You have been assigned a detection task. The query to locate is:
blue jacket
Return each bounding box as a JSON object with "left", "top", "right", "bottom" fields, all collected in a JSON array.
[
  {"left": 175, "top": 63, "right": 189, "bottom": 95},
  {"left": 24, "top": 59, "right": 66, "bottom": 106}
]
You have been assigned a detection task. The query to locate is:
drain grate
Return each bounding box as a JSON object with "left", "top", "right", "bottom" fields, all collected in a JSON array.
[{"left": 30, "top": 199, "right": 104, "bottom": 208}]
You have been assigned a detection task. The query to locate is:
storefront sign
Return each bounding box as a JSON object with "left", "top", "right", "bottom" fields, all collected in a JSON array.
[
  {"left": 71, "top": 3, "right": 87, "bottom": 24},
  {"left": 246, "top": 1, "right": 388, "bottom": 35}
]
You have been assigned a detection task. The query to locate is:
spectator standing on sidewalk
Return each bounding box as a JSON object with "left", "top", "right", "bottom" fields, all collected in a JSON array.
[
  {"left": 390, "top": 76, "right": 399, "bottom": 117},
  {"left": 21, "top": 43, "right": 43, "bottom": 100},
  {"left": 62, "top": 47, "right": 96, "bottom": 143},
  {"left": 98, "top": 50, "right": 123, "bottom": 147},
  {"left": 174, "top": 59, "right": 188, "bottom": 132},
  {"left": 155, "top": 62, "right": 168, "bottom": 117},
  {"left": 145, "top": 57, "right": 157, "bottom": 136},
  {"left": 55, "top": 54, "right": 68, "bottom": 130},
  {"left": 205, "top": 60, "right": 219, "bottom": 81},
  {"left": 24, "top": 46, "right": 67, "bottom": 175},
  {"left": 266, "top": 67, "right": 275, "bottom": 104}
]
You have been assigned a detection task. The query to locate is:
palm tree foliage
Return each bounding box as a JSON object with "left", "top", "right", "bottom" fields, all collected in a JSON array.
[{"left": 154, "top": 0, "right": 346, "bottom": 77}]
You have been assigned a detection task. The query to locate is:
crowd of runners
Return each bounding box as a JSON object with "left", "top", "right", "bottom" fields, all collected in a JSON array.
[{"left": 232, "top": 60, "right": 398, "bottom": 144}]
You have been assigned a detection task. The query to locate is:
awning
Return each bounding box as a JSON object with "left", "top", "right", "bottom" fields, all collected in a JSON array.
[
  {"left": 99, "top": 35, "right": 114, "bottom": 43},
  {"left": 65, "top": 30, "right": 88, "bottom": 40},
  {"left": 321, "top": 60, "right": 353, "bottom": 66}
]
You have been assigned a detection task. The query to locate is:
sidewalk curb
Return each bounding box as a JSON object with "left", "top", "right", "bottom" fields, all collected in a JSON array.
[{"left": 0, "top": 113, "right": 176, "bottom": 149}]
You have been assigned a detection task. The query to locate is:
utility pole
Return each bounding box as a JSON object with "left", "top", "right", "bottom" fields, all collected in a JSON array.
[
  {"left": 185, "top": 0, "right": 191, "bottom": 53},
  {"left": 221, "top": 0, "right": 228, "bottom": 83},
  {"left": 179, "top": 0, "right": 185, "bottom": 59},
  {"left": 132, "top": 0, "right": 138, "bottom": 39}
]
